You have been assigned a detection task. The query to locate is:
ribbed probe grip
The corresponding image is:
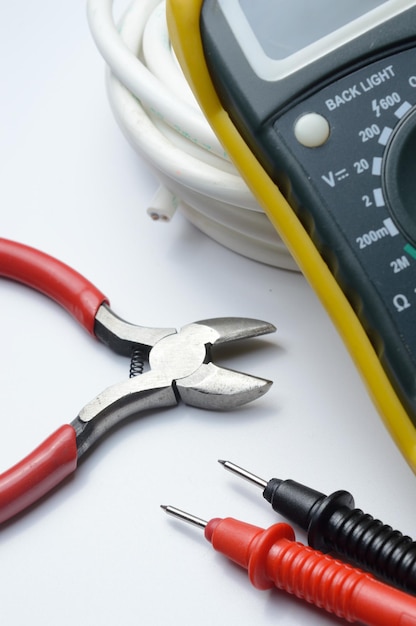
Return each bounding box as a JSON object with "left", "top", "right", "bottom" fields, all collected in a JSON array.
[
  {"left": 310, "top": 503, "right": 416, "bottom": 594},
  {"left": 208, "top": 518, "right": 416, "bottom": 625},
  {"left": 264, "top": 536, "right": 416, "bottom": 626},
  {"left": 264, "top": 479, "right": 416, "bottom": 594}
]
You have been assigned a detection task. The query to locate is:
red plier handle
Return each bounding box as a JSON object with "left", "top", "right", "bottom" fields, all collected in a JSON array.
[
  {"left": 0, "top": 426, "right": 78, "bottom": 524},
  {"left": 0, "top": 237, "right": 109, "bottom": 335},
  {"left": 0, "top": 238, "right": 110, "bottom": 522}
]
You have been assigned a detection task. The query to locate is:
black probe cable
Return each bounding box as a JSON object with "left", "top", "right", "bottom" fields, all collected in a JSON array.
[{"left": 219, "top": 460, "right": 416, "bottom": 594}]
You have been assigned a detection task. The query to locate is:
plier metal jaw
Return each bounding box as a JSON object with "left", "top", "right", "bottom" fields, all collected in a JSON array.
[
  {"left": 0, "top": 238, "right": 276, "bottom": 524},
  {"left": 75, "top": 310, "right": 275, "bottom": 458}
]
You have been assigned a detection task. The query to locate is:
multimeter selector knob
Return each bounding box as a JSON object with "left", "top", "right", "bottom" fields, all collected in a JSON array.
[{"left": 383, "top": 106, "right": 416, "bottom": 247}]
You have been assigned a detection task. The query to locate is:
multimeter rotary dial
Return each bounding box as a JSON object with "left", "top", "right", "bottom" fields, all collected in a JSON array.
[
  {"left": 383, "top": 106, "right": 416, "bottom": 247},
  {"left": 269, "top": 46, "right": 416, "bottom": 422}
]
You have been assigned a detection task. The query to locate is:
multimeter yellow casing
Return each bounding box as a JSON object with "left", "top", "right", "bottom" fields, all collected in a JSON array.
[{"left": 167, "top": 0, "right": 416, "bottom": 471}]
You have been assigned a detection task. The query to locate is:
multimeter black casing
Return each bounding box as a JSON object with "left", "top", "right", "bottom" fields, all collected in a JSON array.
[{"left": 167, "top": 1, "right": 416, "bottom": 470}]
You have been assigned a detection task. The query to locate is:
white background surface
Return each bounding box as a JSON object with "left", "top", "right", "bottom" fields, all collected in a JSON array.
[{"left": 1, "top": 3, "right": 416, "bottom": 625}]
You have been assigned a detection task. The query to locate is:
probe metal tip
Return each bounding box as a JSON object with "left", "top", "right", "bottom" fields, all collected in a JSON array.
[
  {"left": 161, "top": 505, "right": 207, "bottom": 529},
  {"left": 218, "top": 460, "right": 268, "bottom": 489}
]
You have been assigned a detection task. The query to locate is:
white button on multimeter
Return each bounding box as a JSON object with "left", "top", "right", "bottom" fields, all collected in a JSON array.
[
  {"left": 167, "top": 0, "right": 416, "bottom": 470},
  {"left": 293, "top": 113, "right": 330, "bottom": 147}
]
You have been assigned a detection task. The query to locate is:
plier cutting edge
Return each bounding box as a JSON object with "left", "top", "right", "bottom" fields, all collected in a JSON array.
[{"left": 0, "top": 238, "right": 275, "bottom": 524}]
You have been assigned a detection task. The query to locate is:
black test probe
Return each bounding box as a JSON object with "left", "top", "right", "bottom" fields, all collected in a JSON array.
[{"left": 219, "top": 460, "right": 416, "bottom": 594}]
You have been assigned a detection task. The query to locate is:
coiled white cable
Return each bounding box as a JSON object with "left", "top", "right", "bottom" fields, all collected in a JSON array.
[{"left": 87, "top": 0, "right": 297, "bottom": 270}]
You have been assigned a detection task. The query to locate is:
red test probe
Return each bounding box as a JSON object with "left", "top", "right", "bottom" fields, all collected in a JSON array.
[
  {"left": 161, "top": 505, "right": 416, "bottom": 625},
  {"left": 219, "top": 460, "right": 416, "bottom": 594}
]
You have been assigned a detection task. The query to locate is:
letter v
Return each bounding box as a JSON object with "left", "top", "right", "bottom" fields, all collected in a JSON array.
[{"left": 322, "top": 171, "right": 336, "bottom": 187}]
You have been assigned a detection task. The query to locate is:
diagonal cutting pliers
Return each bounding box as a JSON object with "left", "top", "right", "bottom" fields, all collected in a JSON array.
[{"left": 0, "top": 238, "right": 275, "bottom": 524}]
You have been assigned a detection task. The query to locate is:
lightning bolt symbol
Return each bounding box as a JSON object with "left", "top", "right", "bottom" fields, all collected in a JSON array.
[{"left": 372, "top": 99, "right": 381, "bottom": 118}]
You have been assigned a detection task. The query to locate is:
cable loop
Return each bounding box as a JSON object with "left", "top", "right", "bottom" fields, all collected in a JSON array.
[{"left": 87, "top": 0, "right": 298, "bottom": 270}]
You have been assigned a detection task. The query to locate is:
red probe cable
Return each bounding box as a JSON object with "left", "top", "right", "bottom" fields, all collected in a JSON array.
[{"left": 162, "top": 505, "right": 416, "bottom": 626}]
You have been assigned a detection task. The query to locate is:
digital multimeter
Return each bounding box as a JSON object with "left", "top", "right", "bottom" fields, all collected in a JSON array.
[{"left": 167, "top": 0, "right": 416, "bottom": 470}]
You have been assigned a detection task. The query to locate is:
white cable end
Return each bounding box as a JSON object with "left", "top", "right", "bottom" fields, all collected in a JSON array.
[{"left": 147, "top": 186, "right": 178, "bottom": 222}]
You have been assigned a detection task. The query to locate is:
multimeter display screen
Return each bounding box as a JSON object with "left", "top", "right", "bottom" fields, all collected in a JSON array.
[{"left": 238, "top": 0, "right": 389, "bottom": 59}]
